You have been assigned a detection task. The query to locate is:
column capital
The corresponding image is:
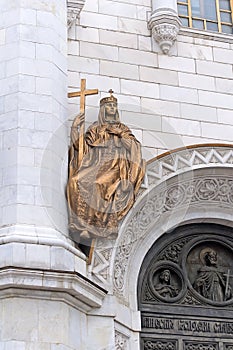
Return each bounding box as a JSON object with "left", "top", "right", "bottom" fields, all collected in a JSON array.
[{"left": 67, "top": 0, "right": 86, "bottom": 28}]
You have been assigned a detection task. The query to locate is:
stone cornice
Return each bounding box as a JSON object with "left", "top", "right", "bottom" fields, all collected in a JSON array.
[
  {"left": 67, "top": 0, "right": 86, "bottom": 28},
  {"left": 0, "top": 267, "right": 107, "bottom": 312}
]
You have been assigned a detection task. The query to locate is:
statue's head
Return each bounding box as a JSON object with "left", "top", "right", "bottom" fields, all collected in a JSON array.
[
  {"left": 98, "top": 90, "right": 120, "bottom": 125},
  {"left": 159, "top": 269, "right": 171, "bottom": 283},
  {"left": 205, "top": 249, "right": 217, "bottom": 266}
]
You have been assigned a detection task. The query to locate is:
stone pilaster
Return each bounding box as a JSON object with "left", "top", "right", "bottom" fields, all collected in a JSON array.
[{"left": 0, "top": 0, "right": 71, "bottom": 244}]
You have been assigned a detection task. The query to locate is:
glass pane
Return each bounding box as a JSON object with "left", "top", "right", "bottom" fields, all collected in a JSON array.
[
  {"left": 178, "top": 4, "right": 188, "bottom": 16},
  {"left": 221, "top": 24, "right": 233, "bottom": 33},
  {"left": 220, "top": 11, "right": 232, "bottom": 22},
  {"left": 206, "top": 21, "right": 219, "bottom": 31},
  {"left": 191, "top": 0, "right": 202, "bottom": 17},
  {"left": 192, "top": 19, "right": 205, "bottom": 29},
  {"left": 219, "top": 0, "right": 231, "bottom": 10},
  {"left": 180, "top": 17, "right": 189, "bottom": 26},
  {"left": 204, "top": 0, "right": 217, "bottom": 20}
]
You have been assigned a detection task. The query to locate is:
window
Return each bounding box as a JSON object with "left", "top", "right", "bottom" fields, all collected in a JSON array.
[{"left": 177, "top": 0, "right": 233, "bottom": 34}]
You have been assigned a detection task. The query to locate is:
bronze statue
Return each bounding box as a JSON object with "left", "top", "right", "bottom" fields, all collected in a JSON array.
[
  {"left": 154, "top": 269, "right": 179, "bottom": 299},
  {"left": 193, "top": 248, "right": 232, "bottom": 302},
  {"left": 67, "top": 91, "right": 145, "bottom": 242}
]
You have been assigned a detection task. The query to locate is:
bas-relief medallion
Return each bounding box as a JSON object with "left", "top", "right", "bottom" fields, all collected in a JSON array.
[
  {"left": 138, "top": 224, "right": 233, "bottom": 350},
  {"left": 148, "top": 262, "right": 185, "bottom": 303},
  {"left": 141, "top": 231, "right": 233, "bottom": 307},
  {"left": 186, "top": 241, "right": 233, "bottom": 304}
]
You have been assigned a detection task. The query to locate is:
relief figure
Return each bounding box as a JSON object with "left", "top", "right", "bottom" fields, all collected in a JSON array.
[
  {"left": 193, "top": 248, "right": 232, "bottom": 302},
  {"left": 67, "top": 92, "right": 145, "bottom": 241},
  {"left": 155, "top": 269, "right": 179, "bottom": 299}
]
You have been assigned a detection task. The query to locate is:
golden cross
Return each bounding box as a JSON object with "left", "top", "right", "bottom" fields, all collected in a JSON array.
[
  {"left": 68, "top": 79, "right": 99, "bottom": 114},
  {"left": 108, "top": 89, "right": 114, "bottom": 96},
  {"left": 68, "top": 79, "right": 99, "bottom": 166}
]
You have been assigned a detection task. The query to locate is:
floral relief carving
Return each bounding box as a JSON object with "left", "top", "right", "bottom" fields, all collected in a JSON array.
[
  {"left": 158, "top": 237, "right": 191, "bottom": 263},
  {"left": 91, "top": 146, "right": 233, "bottom": 292},
  {"left": 184, "top": 343, "right": 218, "bottom": 350},
  {"left": 144, "top": 340, "right": 177, "bottom": 350},
  {"left": 115, "top": 331, "right": 128, "bottom": 350},
  {"left": 113, "top": 175, "right": 233, "bottom": 295},
  {"left": 181, "top": 291, "right": 201, "bottom": 305}
]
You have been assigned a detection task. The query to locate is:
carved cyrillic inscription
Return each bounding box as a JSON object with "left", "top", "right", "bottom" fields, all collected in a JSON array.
[
  {"left": 142, "top": 316, "right": 233, "bottom": 335},
  {"left": 178, "top": 320, "right": 211, "bottom": 333},
  {"left": 144, "top": 340, "right": 177, "bottom": 350},
  {"left": 142, "top": 317, "right": 174, "bottom": 330}
]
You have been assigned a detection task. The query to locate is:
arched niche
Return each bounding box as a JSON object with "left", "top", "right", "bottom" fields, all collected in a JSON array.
[
  {"left": 89, "top": 144, "right": 233, "bottom": 349},
  {"left": 137, "top": 222, "right": 233, "bottom": 350}
]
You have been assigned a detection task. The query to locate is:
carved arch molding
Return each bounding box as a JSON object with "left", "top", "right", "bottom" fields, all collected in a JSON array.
[
  {"left": 90, "top": 145, "right": 233, "bottom": 297},
  {"left": 138, "top": 223, "right": 233, "bottom": 350}
]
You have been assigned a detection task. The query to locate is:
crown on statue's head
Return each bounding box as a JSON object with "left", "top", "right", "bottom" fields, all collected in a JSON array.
[{"left": 100, "top": 89, "right": 117, "bottom": 106}]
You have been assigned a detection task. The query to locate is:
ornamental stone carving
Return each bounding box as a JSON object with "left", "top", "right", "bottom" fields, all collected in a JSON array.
[
  {"left": 89, "top": 145, "right": 233, "bottom": 294},
  {"left": 139, "top": 224, "right": 233, "bottom": 349},
  {"left": 67, "top": 0, "right": 86, "bottom": 28},
  {"left": 148, "top": 10, "right": 181, "bottom": 54},
  {"left": 115, "top": 331, "right": 129, "bottom": 350},
  {"left": 144, "top": 340, "right": 177, "bottom": 350},
  {"left": 113, "top": 175, "right": 233, "bottom": 296},
  {"left": 184, "top": 343, "right": 218, "bottom": 350}
]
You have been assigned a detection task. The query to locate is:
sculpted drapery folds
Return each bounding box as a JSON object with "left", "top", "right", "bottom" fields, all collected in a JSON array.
[
  {"left": 193, "top": 248, "right": 232, "bottom": 302},
  {"left": 67, "top": 93, "right": 145, "bottom": 240}
]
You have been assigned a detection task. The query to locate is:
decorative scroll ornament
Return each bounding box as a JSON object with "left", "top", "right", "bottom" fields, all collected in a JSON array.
[
  {"left": 184, "top": 343, "right": 217, "bottom": 350},
  {"left": 67, "top": 0, "right": 86, "bottom": 28},
  {"left": 148, "top": 11, "right": 181, "bottom": 54},
  {"left": 144, "top": 340, "right": 177, "bottom": 350}
]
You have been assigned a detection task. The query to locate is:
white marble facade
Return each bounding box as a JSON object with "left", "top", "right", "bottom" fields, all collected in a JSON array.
[{"left": 0, "top": 0, "right": 233, "bottom": 349}]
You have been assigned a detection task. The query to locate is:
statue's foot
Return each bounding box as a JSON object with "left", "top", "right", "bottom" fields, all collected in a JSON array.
[{"left": 80, "top": 230, "right": 90, "bottom": 239}]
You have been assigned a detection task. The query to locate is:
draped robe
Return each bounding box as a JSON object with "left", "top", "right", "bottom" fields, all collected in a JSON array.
[
  {"left": 67, "top": 111, "right": 145, "bottom": 239},
  {"left": 193, "top": 266, "right": 231, "bottom": 301}
]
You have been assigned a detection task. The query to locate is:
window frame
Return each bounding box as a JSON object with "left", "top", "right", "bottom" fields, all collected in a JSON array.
[{"left": 177, "top": 0, "right": 233, "bottom": 34}]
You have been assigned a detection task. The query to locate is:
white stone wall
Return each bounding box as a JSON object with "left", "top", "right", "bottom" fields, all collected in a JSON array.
[
  {"left": 0, "top": 297, "right": 87, "bottom": 350},
  {"left": 68, "top": 0, "right": 233, "bottom": 163},
  {"left": 0, "top": 0, "right": 69, "bottom": 238}
]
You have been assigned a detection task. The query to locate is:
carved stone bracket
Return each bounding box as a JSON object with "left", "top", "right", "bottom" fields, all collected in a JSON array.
[
  {"left": 148, "top": 11, "right": 181, "bottom": 54},
  {"left": 67, "top": 0, "right": 86, "bottom": 28}
]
